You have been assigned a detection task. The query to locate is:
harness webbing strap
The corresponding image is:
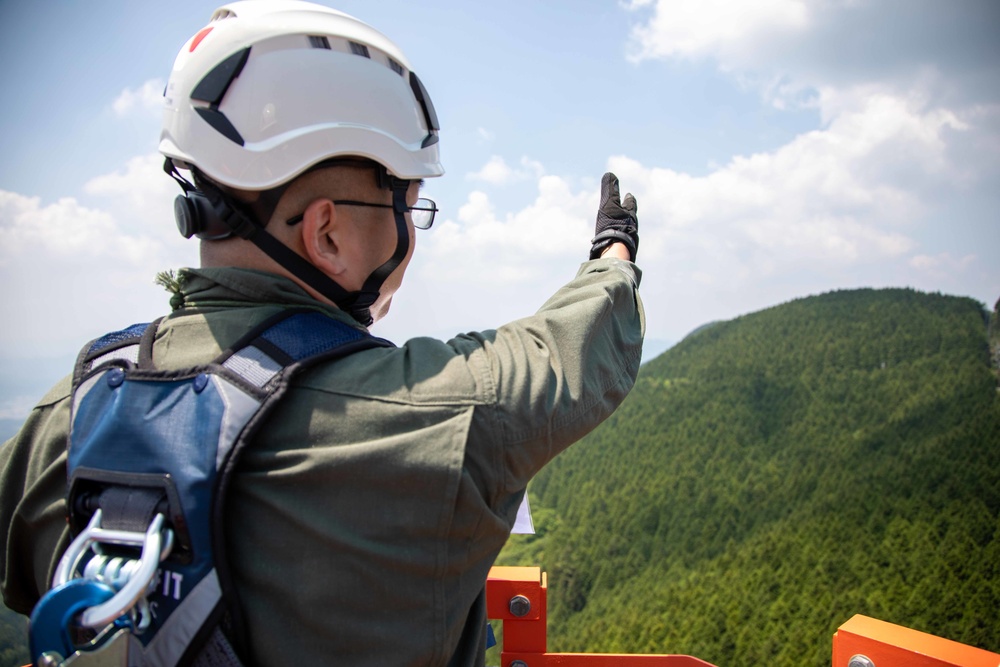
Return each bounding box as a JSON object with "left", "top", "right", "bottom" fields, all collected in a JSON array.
[
  {"left": 222, "top": 346, "right": 283, "bottom": 388},
  {"left": 87, "top": 322, "right": 149, "bottom": 355},
  {"left": 89, "top": 344, "right": 141, "bottom": 370},
  {"left": 98, "top": 487, "right": 166, "bottom": 533}
]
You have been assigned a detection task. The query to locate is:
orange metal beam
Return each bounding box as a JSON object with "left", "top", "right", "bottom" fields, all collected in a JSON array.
[
  {"left": 832, "top": 615, "right": 1000, "bottom": 667},
  {"left": 500, "top": 653, "right": 718, "bottom": 666},
  {"left": 487, "top": 568, "right": 1000, "bottom": 667},
  {"left": 488, "top": 566, "right": 548, "bottom": 655},
  {"left": 486, "top": 566, "right": 718, "bottom": 667}
]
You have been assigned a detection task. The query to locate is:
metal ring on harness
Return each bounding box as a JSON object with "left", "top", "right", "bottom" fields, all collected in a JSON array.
[{"left": 52, "top": 509, "right": 174, "bottom": 629}]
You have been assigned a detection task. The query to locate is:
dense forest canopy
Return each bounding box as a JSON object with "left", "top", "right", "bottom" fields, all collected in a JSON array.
[
  {"left": 4, "top": 288, "right": 999, "bottom": 667},
  {"left": 496, "top": 287, "right": 1000, "bottom": 667}
]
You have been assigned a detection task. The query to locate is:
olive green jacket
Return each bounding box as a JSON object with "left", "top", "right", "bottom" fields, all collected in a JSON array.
[{"left": 1, "top": 259, "right": 644, "bottom": 666}]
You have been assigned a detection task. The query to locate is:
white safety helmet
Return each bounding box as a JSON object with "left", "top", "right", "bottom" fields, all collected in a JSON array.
[{"left": 159, "top": 0, "right": 443, "bottom": 190}]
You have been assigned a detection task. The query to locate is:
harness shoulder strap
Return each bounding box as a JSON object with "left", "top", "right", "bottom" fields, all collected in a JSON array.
[
  {"left": 209, "top": 310, "right": 394, "bottom": 656},
  {"left": 74, "top": 319, "right": 158, "bottom": 381}
]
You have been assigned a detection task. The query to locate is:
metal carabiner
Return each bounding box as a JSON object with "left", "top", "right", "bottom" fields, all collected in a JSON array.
[{"left": 52, "top": 509, "right": 173, "bottom": 630}]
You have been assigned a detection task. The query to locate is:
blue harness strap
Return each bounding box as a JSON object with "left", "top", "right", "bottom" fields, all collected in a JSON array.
[{"left": 29, "top": 309, "right": 393, "bottom": 667}]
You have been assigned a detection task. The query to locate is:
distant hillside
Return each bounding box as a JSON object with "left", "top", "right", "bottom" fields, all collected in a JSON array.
[{"left": 498, "top": 288, "right": 1000, "bottom": 667}]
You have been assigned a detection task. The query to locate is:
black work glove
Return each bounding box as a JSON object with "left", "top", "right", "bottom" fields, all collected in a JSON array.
[{"left": 589, "top": 172, "right": 638, "bottom": 262}]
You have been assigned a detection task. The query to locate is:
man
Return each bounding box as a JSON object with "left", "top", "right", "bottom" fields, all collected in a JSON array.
[{"left": 0, "top": 2, "right": 644, "bottom": 665}]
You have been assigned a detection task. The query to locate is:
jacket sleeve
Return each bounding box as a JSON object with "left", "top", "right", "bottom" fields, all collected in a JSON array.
[
  {"left": 0, "top": 376, "right": 74, "bottom": 613},
  {"left": 454, "top": 258, "right": 645, "bottom": 508}
]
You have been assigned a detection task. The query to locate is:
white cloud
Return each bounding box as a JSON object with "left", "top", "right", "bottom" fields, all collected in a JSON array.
[
  {"left": 616, "top": 0, "right": 998, "bottom": 328},
  {"left": 389, "top": 87, "right": 975, "bottom": 342},
  {"left": 627, "top": 0, "right": 809, "bottom": 64},
  {"left": 625, "top": 0, "right": 1000, "bottom": 115},
  {"left": 430, "top": 174, "right": 593, "bottom": 273},
  {"left": 910, "top": 252, "right": 977, "bottom": 273},
  {"left": 0, "top": 155, "right": 197, "bottom": 354},
  {"left": 606, "top": 89, "right": 968, "bottom": 271},
  {"left": 466, "top": 155, "right": 545, "bottom": 185},
  {"left": 466, "top": 156, "right": 516, "bottom": 185},
  {"left": 381, "top": 172, "right": 597, "bottom": 336},
  {"left": 386, "top": 175, "right": 598, "bottom": 340},
  {"left": 83, "top": 153, "right": 178, "bottom": 232},
  {"left": 621, "top": 0, "right": 656, "bottom": 9},
  {"left": 112, "top": 78, "right": 165, "bottom": 117},
  {"left": 392, "top": 77, "right": 983, "bottom": 341},
  {"left": 0, "top": 191, "right": 119, "bottom": 258}
]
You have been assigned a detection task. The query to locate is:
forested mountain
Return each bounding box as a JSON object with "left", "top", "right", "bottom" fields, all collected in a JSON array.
[{"left": 497, "top": 288, "right": 1000, "bottom": 667}]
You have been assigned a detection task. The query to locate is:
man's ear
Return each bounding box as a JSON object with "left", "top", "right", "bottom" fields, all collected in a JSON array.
[{"left": 298, "top": 198, "right": 349, "bottom": 278}]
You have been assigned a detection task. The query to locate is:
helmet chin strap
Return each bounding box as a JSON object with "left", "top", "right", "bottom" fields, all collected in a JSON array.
[
  {"left": 176, "top": 162, "right": 411, "bottom": 327},
  {"left": 351, "top": 180, "right": 411, "bottom": 323}
]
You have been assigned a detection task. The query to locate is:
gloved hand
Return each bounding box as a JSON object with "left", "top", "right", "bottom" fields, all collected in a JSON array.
[{"left": 589, "top": 172, "right": 638, "bottom": 262}]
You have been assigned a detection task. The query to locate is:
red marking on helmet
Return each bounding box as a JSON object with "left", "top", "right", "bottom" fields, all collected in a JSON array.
[{"left": 190, "top": 27, "right": 214, "bottom": 52}]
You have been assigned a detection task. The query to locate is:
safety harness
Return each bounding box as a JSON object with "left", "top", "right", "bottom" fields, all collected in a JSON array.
[{"left": 28, "top": 308, "right": 393, "bottom": 667}]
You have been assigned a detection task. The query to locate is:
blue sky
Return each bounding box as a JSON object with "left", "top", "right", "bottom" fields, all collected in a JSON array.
[{"left": 1, "top": 0, "right": 998, "bottom": 433}]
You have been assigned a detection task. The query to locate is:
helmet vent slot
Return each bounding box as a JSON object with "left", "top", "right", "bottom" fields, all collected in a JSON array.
[
  {"left": 309, "top": 35, "right": 331, "bottom": 50},
  {"left": 191, "top": 47, "right": 250, "bottom": 105},
  {"left": 194, "top": 108, "right": 245, "bottom": 146},
  {"left": 349, "top": 41, "right": 371, "bottom": 58}
]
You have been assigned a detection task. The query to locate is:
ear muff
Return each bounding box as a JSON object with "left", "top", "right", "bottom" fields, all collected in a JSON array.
[{"left": 173, "top": 191, "right": 236, "bottom": 240}]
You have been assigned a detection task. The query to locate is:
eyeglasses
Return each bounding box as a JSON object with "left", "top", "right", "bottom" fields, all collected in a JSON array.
[{"left": 286, "top": 197, "right": 438, "bottom": 230}]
